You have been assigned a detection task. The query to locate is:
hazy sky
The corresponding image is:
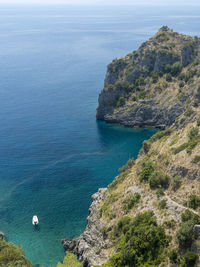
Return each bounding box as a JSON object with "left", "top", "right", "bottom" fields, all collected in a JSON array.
[{"left": 1, "top": 0, "right": 200, "bottom": 5}]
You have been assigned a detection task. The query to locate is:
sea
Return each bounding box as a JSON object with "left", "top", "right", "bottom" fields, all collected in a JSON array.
[{"left": 0, "top": 3, "right": 199, "bottom": 266}]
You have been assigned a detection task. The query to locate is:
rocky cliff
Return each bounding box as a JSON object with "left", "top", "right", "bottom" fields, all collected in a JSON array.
[
  {"left": 63, "top": 27, "right": 200, "bottom": 266},
  {"left": 96, "top": 26, "right": 200, "bottom": 129}
]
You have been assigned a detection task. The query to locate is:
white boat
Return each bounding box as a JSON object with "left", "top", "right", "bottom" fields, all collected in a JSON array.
[{"left": 32, "top": 215, "right": 39, "bottom": 225}]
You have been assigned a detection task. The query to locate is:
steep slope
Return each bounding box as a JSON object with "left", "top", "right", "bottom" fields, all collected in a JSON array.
[
  {"left": 0, "top": 236, "right": 33, "bottom": 267},
  {"left": 63, "top": 27, "right": 200, "bottom": 267},
  {"left": 97, "top": 26, "right": 200, "bottom": 129}
]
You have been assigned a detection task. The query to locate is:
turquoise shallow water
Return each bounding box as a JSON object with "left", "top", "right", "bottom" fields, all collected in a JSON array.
[{"left": 0, "top": 4, "right": 200, "bottom": 267}]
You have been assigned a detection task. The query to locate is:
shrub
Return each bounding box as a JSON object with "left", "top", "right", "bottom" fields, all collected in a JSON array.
[
  {"left": 150, "top": 128, "right": 173, "bottom": 142},
  {"left": 107, "top": 212, "right": 169, "bottom": 267},
  {"left": 156, "top": 188, "right": 165, "bottom": 197},
  {"left": 173, "top": 142, "right": 188, "bottom": 154},
  {"left": 169, "top": 249, "right": 179, "bottom": 264},
  {"left": 185, "top": 107, "right": 194, "bottom": 117},
  {"left": 186, "top": 135, "right": 200, "bottom": 154},
  {"left": 164, "top": 219, "right": 176, "bottom": 229},
  {"left": 139, "top": 162, "right": 155, "bottom": 182},
  {"left": 142, "top": 140, "right": 151, "bottom": 154},
  {"left": 188, "top": 194, "right": 200, "bottom": 210},
  {"left": 179, "top": 81, "right": 184, "bottom": 88},
  {"left": 177, "top": 210, "right": 200, "bottom": 248},
  {"left": 197, "top": 116, "right": 200, "bottom": 126},
  {"left": 176, "top": 220, "right": 195, "bottom": 248},
  {"left": 188, "top": 127, "right": 199, "bottom": 140},
  {"left": 166, "top": 73, "right": 172, "bottom": 82},
  {"left": 158, "top": 199, "right": 167, "bottom": 209},
  {"left": 0, "top": 239, "right": 32, "bottom": 267},
  {"left": 149, "top": 171, "right": 169, "bottom": 189},
  {"left": 122, "top": 193, "right": 141, "bottom": 213},
  {"left": 118, "top": 158, "right": 135, "bottom": 173},
  {"left": 57, "top": 253, "right": 83, "bottom": 267},
  {"left": 182, "top": 250, "right": 197, "bottom": 267},
  {"left": 171, "top": 62, "right": 182, "bottom": 76},
  {"left": 132, "top": 95, "right": 138, "bottom": 102},
  {"left": 171, "top": 176, "right": 181, "bottom": 191},
  {"left": 192, "top": 155, "right": 200, "bottom": 163},
  {"left": 116, "top": 96, "right": 126, "bottom": 107}
]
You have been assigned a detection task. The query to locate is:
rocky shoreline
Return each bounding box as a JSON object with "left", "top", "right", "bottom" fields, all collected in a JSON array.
[{"left": 62, "top": 188, "right": 111, "bottom": 267}]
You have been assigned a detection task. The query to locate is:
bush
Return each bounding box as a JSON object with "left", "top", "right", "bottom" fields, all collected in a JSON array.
[
  {"left": 176, "top": 220, "right": 195, "bottom": 248},
  {"left": 169, "top": 249, "right": 179, "bottom": 264},
  {"left": 150, "top": 128, "right": 173, "bottom": 142},
  {"left": 188, "top": 127, "right": 199, "bottom": 139},
  {"left": 182, "top": 250, "right": 197, "bottom": 267},
  {"left": 173, "top": 142, "right": 189, "bottom": 154},
  {"left": 118, "top": 158, "right": 135, "bottom": 173},
  {"left": 179, "top": 81, "right": 184, "bottom": 88},
  {"left": 189, "top": 194, "right": 200, "bottom": 210},
  {"left": 142, "top": 140, "right": 151, "bottom": 154},
  {"left": 107, "top": 212, "right": 169, "bottom": 267},
  {"left": 166, "top": 73, "right": 172, "bottom": 82},
  {"left": 122, "top": 193, "right": 141, "bottom": 213},
  {"left": 185, "top": 107, "right": 194, "bottom": 117},
  {"left": 171, "top": 176, "right": 181, "bottom": 191},
  {"left": 171, "top": 62, "right": 182, "bottom": 76},
  {"left": 156, "top": 188, "right": 165, "bottom": 197},
  {"left": 0, "top": 239, "right": 32, "bottom": 267},
  {"left": 116, "top": 96, "right": 126, "bottom": 107},
  {"left": 158, "top": 199, "right": 167, "bottom": 209},
  {"left": 192, "top": 155, "right": 200, "bottom": 163},
  {"left": 149, "top": 171, "right": 169, "bottom": 189},
  {"left": 197, "top": 116, "right": 200, "bottom": 126},
  {"left": 139, "top": 162, "right": 155, "bottom": 182},
  {"left": 176, "top": 210, "right": 200, "bottom": 248},
  {"left": 57, "top": 253, "right": 83, "bottom": 267}
]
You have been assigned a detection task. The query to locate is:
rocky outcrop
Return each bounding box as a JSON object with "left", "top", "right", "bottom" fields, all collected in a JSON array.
[
  {"left": 62, "top": 188, "right": 111, "bottom": 267},
  {"left": 102, "top": 99, "right": 186, "bottom": 129},
  {"left": 96, "top": 27, "right": 200, "bottom": 128}
]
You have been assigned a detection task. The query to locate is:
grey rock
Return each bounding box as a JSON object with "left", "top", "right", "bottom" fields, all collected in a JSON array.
[
  {"left": 0, "top": 232, "right": 5, "bottom": 240},
  {"left": 62, "top": 188, "right": 110, "bottom": 267}
]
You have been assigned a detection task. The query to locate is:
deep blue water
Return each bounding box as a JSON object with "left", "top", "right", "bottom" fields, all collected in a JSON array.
[{"left": 0, "top": 4, "right": 200, "bottom": 267}]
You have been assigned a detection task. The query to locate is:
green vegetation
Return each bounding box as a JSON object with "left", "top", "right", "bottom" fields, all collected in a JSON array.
[
  {"left": 118, "top": 158, "right": 134, "bottom": 173},
  {"left": 0, "top": 238, "right": 32, "bottom": 267},
  {"left": 176, "top": 210, "right": 200, "bottom": 248},
  {"left": 173, "top": 132, "right": 200, "bottom": 154},
  {"left": 57, "top": 253, "right": 83, "bottom": 267},
  {"left": 122, "top": 193, "right": 141, "bottom": 213},
  {"left": 192, "top": 155, "right": 200, "bottom": 163},
  {"left": 171, "top": 176, "right": 182, "bottom": 191},
  {"left": 182, "top": 250, "right": 198, "bottom": 267},
  {"left": 188, "top": 194, "right": 200, "bottom": 210},
  {"left": 150, "top": 128, "right": 173, "bottom": 142},
  {"left": 197, "top": 116, "right": 200, "bottom": 126},
  {"left": 166, "top": 73, "right": 172, "bottom": 82},
  {"left": 188, "top": 126, "right": 199, "bottom": 140},
  {"left": 139, "top": 161, "right": 169, "bottom": 190},
  {"left": 156, "top": 188, "right": 165, "bottom": 197},
  {"left": 158, "top": 199, "right": 167, "bottom": 210},
  {"left": 108, "top": 171, "right": 128, "bottom": 191},
  {"left": 149, "top": 171, "right": 169, "bottom": 189},
  {"left": 142, "top": 140, "right": 151, "bottom": 154},
  {"left": 139, "top": 161, "right": 155, "bottom": 182},
  {"left": 103, "top": 212, "right": 169, "bottom": 267}
]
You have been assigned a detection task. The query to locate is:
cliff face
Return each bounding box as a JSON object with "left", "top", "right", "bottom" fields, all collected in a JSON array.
[
  {"left": 62, "top": 189, "right": 112, "bottom": 267},
  {"left": 63, "top": 28, "right": 200, "bottom": 266},
  {"left": 96, "top": 26, "right": 200, "bottom": 129}
]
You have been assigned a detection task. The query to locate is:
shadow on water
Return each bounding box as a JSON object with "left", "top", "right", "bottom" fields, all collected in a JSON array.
[{"left": 33, "top": 225, "right": 40, "bottom": 232}]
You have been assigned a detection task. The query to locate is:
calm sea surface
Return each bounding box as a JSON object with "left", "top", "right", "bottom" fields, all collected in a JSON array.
[{"left": 0, "top": 4, "right": 199, "bottom": 266}]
